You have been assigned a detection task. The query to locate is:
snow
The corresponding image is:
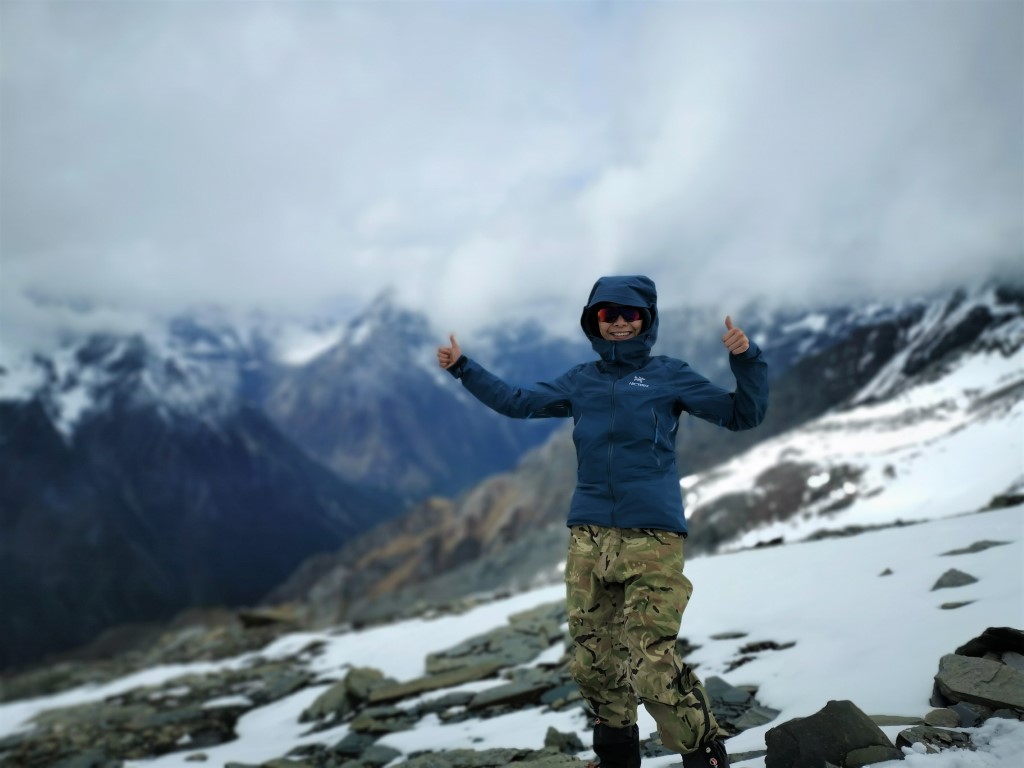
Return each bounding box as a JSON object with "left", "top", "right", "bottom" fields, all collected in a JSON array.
[
  {"left": 780, "top": 313, "right": 829, "bottom": 335},
  {"left": 1, "top": 506, "right": 1020, "bottom": 767},
  {"left": 0, "top": 352, "right": 48, "bottom": 402},
  {"left": 271, "top": 324, "right": 346, "bottom": 365},
  {"left": 201, "top": 695, "right": 254, "bottom": 709},
  {"left": 684, "top": 341, "right": 1024, "bottom": 549}
]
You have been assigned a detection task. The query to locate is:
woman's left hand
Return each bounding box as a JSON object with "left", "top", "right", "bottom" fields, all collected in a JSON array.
[{"left": 722, "top": 316, "right": 750, "bottom": 355}]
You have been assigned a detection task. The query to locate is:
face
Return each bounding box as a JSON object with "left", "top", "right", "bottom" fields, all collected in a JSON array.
[{"left": 597, "top": 306, "right": 644, "bottom": 341}]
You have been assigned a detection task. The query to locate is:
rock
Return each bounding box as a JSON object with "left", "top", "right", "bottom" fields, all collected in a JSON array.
[
  {"left": 349, "top": 705, "right": 417, "bottom": 735},
  {"left": 930, "top": 569, "right": 979, "bottom": 590},
  {"left": 738, "top": 640, "right": 797, "bottom": 654},
  {"left": 954, "top": 627, "right": 1024, "bottom": 658},
  {"left": 709, "top": 632, "right": 748, "bottom": 640},
  {"left": 934, "top": 653, "right": 1024, "bottom": 711},
  {"left": 895, "top": 725, "right": 974, "bottom": 753},
  {"left": 362, "top": 744, "right": 404, "bottom": 766},
  {"left": 260, "top": 668, "right": 311, "bottom": 702},
  {"left": 544, "top": 726, "right": 585, "bottom": 753},
  {"left": 418, "top": 690, "right": 477, "bottom": 714},
  {"left": 869, "top": 715, "right": 924, "bottom": 726},
  {"left": 236, "top": 606, "right": 303, "bottom": 629},
  {"left": 879, "top": 568, "right": 894, "bottom": 576},
  {"left": 764, "top": 700, "right": 901, "bottom": 768},
  {"left": 846, "top": 745, "right": 904, "bottom": 767},
  {"left": 940, "top": 540, "right": 1011, "bottom": 556},
  {"left": 263, "top": 760, "right": 315, "bottom": 768},
  {"left": 948, "top": 701, "right": 992, "bottom": 727},
  {"left": 940, "top": 601, "right": 975, "bottom": 610},
  {"left": 986, "top": 493, "right": 1024, "bottom": 509},
  {"left": 992, "top": 708, "right": 1021, "bottom": 720},
  {"left": 733, "top": 704, "right": 782, "bottom": 731},
  {"left": 702, "top": 677, "right": 780, "bottom": 733},
  {"left": 1004, "top": 652, "right": 1024, "bottom": 672},
  {"left": 391, "top": 747, "right": 586, "bottom": 767},
  {"left": 730, "top": 750, "right": 769, "bottom": 764},
  {"left": 923, "top": 708, "right": 960, "bottom": 727},
  {"left": 346, "top": 666, "right": 392, "bottom": 701},
  {"left": 641, "top": 731, "right": 675, "bottom": 758},
  {"left": 541, "top": 683, "right": 583, "bottom": 709},
  {"left": 50, "top": 751, "right": 120, "bottom": 768},
  {"left": 333, "top": 731, "right": 379, "bottom": 757},
  {"left": 468, "top": 679, "right": 551, "bottom": 710},
  {"left": 425, "top": 615, "right": 561, "bottom": 675},
  {"left": 301, "top": 680, "right": 352, "bottom": 722},
  {"left": 303, "top": 666, "right": 392, "bottom": 721},
  {"left": 705, "top": 676, "right": 752, "bottom": 706},
  {"left": 369, "top": 662, "right": 504, "bottom": 704}
]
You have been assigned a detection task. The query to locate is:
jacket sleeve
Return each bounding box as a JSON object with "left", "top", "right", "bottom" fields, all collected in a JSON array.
[
  {"left": 447, "top": 355, "right": 574, "bottom": 419},
  {"left": 676, "top": 343, "right": 769, "bottom": 431}
]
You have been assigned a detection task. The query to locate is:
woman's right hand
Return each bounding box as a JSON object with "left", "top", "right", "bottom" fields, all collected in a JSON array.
[{"left": 437, "top": 333, "right": 462, "bottom": 369}]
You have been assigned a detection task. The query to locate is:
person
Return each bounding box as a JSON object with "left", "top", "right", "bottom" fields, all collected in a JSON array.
[{"left": 436, "top": 275, "right": 768, "bottom": 768}]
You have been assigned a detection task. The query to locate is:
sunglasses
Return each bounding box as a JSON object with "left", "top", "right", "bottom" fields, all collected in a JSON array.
[{"left": 596, "top": 306, "right": 644, "bottom": 323}]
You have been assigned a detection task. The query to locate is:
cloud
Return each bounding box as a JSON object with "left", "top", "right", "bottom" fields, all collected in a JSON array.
[{"left": 1, "top": 0, "right": 1021, "bottom": 353}]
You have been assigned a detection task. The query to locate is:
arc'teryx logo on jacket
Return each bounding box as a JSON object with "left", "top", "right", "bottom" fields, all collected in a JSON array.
[{"left": 448, "top": 275, "right": 769, "bottom": 533}]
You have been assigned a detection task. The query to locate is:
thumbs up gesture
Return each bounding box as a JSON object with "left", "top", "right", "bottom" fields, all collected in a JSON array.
[
  {"left": 722, "top": 316, "right": 750, "bottom": 356},
  {"left": 437, "top": 333, "right": 463, "bottom": 369}
]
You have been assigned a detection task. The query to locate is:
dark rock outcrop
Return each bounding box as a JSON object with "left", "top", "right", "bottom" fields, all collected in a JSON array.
[{"left": 764, "top": 699, "right": 903, "bottom": 768}]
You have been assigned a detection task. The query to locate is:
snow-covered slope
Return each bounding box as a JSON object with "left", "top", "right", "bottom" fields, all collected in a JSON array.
[
  {"left": 1, "top": 505, "right": 1020, "bottom": 766},
  {"left": 684, "top": 303, "right": 1023, "bottom": 550}
]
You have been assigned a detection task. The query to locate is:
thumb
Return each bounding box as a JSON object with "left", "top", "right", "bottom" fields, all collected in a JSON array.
[
  {"left": 725, "top": 315, "right": 734, "bottom": 330},
  {"left": 449, "top": 333, "right": 458, "bottom": 347}
]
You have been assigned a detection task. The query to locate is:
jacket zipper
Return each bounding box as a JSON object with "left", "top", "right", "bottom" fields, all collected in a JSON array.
[
  {"left": 607, "top": 375, "right": 618, "bottom": 527},
  {"left": 652, "top": 408, "right": 661, "bottom": 468}
]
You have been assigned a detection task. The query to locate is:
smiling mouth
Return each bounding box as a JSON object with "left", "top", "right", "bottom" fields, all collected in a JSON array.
[{"left": 610, "top": 330, "right": 633, "bottom": 338}]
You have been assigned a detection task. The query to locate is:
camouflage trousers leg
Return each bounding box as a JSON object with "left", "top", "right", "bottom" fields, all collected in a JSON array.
[{"left": 565, "top": 524, "right": 722, "bottom": 755}]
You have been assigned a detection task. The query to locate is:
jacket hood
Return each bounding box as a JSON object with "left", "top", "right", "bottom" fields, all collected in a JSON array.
[{"left": 580, "top": 275, "right": 659, "bottom": 366}]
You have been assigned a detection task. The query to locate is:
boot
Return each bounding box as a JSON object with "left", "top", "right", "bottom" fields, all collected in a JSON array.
[
  {"left": 682, "top": 737, "right": 731, "bottom": 768},
  {"left": 591, "top": 720, "right": 641, "bottom": 768}
]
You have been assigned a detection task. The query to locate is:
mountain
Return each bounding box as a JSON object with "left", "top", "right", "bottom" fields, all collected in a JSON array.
[
  {"left": 260, "top": 297, "right": 586, "bottom": 501},
  {"left": 266, "top": 284, "right": 1024, "bottom": 627},
  {"left": 0, "top": 333, "right": 400, "bottom": 670}
]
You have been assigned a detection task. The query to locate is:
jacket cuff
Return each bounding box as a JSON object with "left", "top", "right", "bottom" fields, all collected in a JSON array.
[
  {"left": 733, "top": 342, "right": 761, "bottom": 361},
  {"left": 446, "top": 355, "right": 469, "bottom": 379}
]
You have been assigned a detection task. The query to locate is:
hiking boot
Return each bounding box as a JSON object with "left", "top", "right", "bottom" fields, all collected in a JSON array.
[
  {"left": 682, "top": 737, "right": 731, "bottom": 768},
  {"left": 592, "top": 720, "right": 640, "bottom": 768}
]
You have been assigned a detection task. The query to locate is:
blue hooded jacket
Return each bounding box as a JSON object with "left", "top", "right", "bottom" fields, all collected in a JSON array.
[{"left": 447, "top": 275, "right": 768, "bottom": 533}]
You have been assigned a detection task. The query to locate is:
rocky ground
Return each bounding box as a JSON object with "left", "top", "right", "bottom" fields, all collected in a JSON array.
[{"left": 1, "top": 594, "right": 1021, "bottom": 768}]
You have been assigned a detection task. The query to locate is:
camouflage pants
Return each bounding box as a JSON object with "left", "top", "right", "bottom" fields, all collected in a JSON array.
[{"left": 565, "top": 524, "right": 722, "bottom": 754}]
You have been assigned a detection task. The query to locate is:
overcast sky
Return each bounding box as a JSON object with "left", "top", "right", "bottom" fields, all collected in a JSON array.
[{"left": 1, "top": 0, "right": 1021, "bottom": 351}]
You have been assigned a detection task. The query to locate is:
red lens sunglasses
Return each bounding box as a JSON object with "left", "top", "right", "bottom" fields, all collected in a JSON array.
[{"left": 596, "top": 306, "right": 644, "bottom": 323}]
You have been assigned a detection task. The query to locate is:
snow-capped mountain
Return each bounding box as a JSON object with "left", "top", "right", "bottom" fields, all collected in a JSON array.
[
  {"left": 260, "top": 297, "right": 578, "bottom": 502},
  {"left": 0, "top": 296, "right": 587, "bottom": 670},
  {"left": 267, "top": 283, "right": 1023, "bottom": 628},
  {"left": 688, "top": 287, "right": 1024, "bottom": 551},
  {"left": 0, "top": 331, "right": 402, "bottom": 671}
]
